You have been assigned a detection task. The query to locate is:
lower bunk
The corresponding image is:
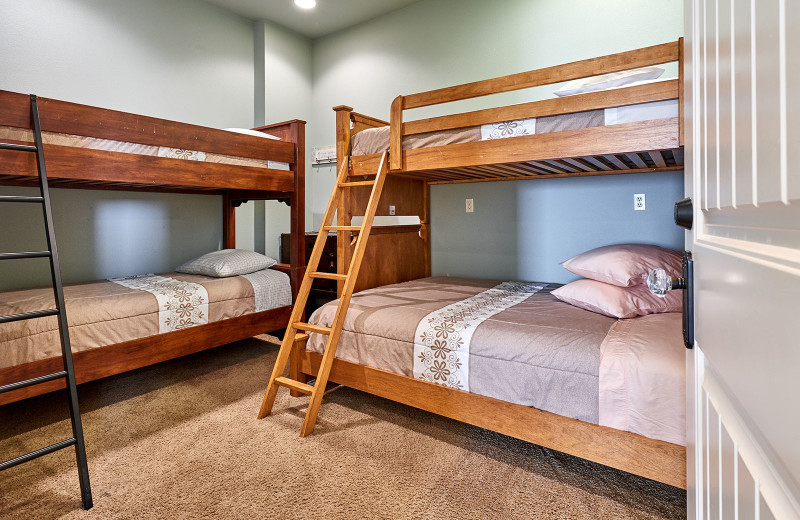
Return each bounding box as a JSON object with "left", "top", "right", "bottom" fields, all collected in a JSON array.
[
  {"left": 0, "top": 265, "right": 292, "bottom": 406},
  {"left": 291, "top": 276, "right": 687, "bottom": 489}
]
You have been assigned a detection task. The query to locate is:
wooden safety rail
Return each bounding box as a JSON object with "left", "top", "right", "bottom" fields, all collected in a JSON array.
[{"left": 341, "top": 39, "right": 684, "bottom": 183}]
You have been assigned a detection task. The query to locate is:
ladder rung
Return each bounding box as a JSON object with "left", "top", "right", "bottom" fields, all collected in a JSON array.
[
  {"left": 0, "top": 195, "right": 44, "bottom": 203},
  {"left": 0, "top": 251, "right": 51, "bottom": 260},
  {"left": 339, "top": 181, "right": 375, "bottom": 187},
  {"left": 0, "top": 438, "right": 77, "bottom": 472},
  {"left": 274, "top": 376, "right": 314, "bottom": 395},
  {"left": 0, "top": 371, "right": 67, "bottom": 395},
  {"left": 0, "top": 308, "right": 59, "bottom": 324},
  {"left": 292, "top": 322, "right": 331, "bottom": 335},
  {"left": 294, "top": 333, "right": 309, "bottom": 342},
  {"left": 309, "top": 272, "right": 347, "bottom": 281},
  {"left": 0, "top": 142, "right": 37, "bottom": 152},
  {"left": 323, "top": 226, "right": 361, "bottom": 231}
]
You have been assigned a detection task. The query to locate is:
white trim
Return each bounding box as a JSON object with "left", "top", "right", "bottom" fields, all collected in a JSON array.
[{"left": 704, "top": 367, "right": 800, "bottom": 518}]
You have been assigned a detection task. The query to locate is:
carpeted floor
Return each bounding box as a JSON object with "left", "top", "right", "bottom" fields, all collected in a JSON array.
[{"left": 0, "top": 336, "right": 686, "bottom": 519}]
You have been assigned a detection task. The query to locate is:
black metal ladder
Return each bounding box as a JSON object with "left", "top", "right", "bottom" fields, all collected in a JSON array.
[{"left": 0, "top": 95, "right": 93, "bottom": 510}]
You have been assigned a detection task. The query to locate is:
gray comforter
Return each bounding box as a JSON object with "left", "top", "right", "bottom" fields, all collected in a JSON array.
[{"left": 307, "top": 277, "right": 615, "bottom": 424}]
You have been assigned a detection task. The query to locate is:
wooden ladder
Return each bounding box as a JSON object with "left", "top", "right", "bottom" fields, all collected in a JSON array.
[{"left": 257, "top": 151, "right": 389, "bottom": 436}]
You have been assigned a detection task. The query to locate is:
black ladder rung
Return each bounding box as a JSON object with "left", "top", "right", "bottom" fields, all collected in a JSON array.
[
  {"left": 0, "top": 142, "right": 37, "bottom": 152},
  {"left": 0, "top": 308, "right": 60, "bottom": 324},
  {"left": 0, "top": 438, "right": 77, "bottom": 472},
  {"left": 0, "top": 371, "right": 67, "bottom": 395},
  {"left": 0, "top": 251, "right": 51, "bottom": 260},
  {"left": 0, "top": 195, "right": 44, "bottom": 203}
]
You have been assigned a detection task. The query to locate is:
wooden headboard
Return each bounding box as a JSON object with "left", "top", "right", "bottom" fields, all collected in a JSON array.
[{"left": 333, "top": 106, "right": 429, "bottom": 294}]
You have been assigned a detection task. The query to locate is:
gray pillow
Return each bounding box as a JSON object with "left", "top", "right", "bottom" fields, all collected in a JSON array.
[{"left": 175, "top": 249, "right": 277, "bottom": 278}]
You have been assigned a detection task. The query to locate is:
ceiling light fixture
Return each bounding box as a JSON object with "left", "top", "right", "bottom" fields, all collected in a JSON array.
[{"left": 294, "top": 0, "right": 316, "bottom": 8}]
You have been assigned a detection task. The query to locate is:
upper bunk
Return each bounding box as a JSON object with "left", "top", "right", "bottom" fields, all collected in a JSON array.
[
  {"left": 0, "top": 90, "right": 304, "bottom": 198},
  {"left": 337, "top": 39, "right": 683, "bottom": 183}
]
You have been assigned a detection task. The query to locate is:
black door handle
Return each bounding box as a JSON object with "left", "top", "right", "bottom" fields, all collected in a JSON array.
[
  {"left": 646, "top": 252, "right": 694, "bottom": 349},
  {"left": 674, "top": 197, "right": 693, "bottom": 229}
]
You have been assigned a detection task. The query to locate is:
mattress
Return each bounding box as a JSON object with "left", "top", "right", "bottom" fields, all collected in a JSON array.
[
  {"left": 0, "top": 126, "right": 290, "bottom": 170},
  {"left": 350, "top": 91, "right": 680, "bottom": 156},
  {"left": 0, "top": 268, "right": 291, "bottom": 369},
  {"left": 307, "top": 276, "right": 685, "bottom": 445}
]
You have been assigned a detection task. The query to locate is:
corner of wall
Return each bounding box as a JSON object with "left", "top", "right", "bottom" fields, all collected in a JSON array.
[{"left": 253, "top": 20, "right": 267, "bottom": 127}]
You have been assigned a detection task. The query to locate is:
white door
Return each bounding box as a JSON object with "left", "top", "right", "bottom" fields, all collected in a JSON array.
[{"left": 685, "top": 0, "right": 800, "bottom": 518}]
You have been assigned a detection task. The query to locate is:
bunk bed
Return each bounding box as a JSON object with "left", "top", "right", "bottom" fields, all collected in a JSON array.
[
  {"left": 289, "top": 40, "right": 687, "bottom": 488},
  {"left": 0, "top": 90, "right": 305, "bottom": 406}
]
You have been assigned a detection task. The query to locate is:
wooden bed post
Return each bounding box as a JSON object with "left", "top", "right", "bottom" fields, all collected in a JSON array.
[
  {"left": 288, "top": 118, "right": 311, "bottom": 397},
  {"left": 389, "top": 96, "right": 404, "bottom": 171},
  {"left": 249, "top": 118, "right": 307, "bottom": 296},
  {"left": 334, "top": 105, "right": 353, "bottom": 297},
  {"left": 423, "top": 181, "right": 431, "bottom": 277},
  {"left": 288, "top": 120, "right": 306, "bottom": 298},
  {"left": 222, "top": 192, "right": 235, "bottom": 249},
  {"left": 289, "top": 334, "right": 309, "bottom": 393},
  {"left": 247, "top": 117, "right": 308, "bottom": 395}
]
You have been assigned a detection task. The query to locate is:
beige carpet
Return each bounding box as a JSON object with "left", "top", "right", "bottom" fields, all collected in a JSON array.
[{"left": 0, "top": 336, "right": 685, "bottom": 519}]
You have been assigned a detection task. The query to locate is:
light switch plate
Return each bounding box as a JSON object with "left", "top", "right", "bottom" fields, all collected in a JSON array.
[
  {"left": 466, "top": 198, "right": 474, "bottom": 213},
  {"left": 389, "top": 205, "right": 396, "bottom": 216},
  {"left": 634, "top": 193, "right": 646, "bottom": 211}
]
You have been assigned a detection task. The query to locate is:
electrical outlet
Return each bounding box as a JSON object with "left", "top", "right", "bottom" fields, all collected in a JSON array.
[
  {"left": 465, "top": 198, "right": 474, "bottom": 213},
  {"left": 389, "top": 205, "right": 396, "bottom": 216},
  {"left": 634, "top": 193, "right": 646, "bottom": 211}
]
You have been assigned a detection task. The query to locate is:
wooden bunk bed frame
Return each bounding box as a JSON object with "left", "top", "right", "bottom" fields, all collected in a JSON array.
[
  {"left": 0, "top": 90, "right": 305, "bottom": 406},
  {"left": 292, "top": 40, "right": 687, "bottom": 488}
]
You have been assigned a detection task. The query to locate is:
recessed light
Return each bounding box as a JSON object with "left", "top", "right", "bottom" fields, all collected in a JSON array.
[{"left": 294, "top": 0, "right": 316, "bottom": 8}]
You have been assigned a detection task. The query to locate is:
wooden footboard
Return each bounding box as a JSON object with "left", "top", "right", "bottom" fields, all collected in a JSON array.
[{"left": 293, "top": 338, "right": 686, "bottom": 489}]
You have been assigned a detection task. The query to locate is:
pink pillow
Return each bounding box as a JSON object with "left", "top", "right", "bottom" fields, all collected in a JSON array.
[
  {"left": 551, "top": 279, "right": 682, "bottom": 319},
  {"left": 561, "top": 244, "right": 682, "bottom": 287}
]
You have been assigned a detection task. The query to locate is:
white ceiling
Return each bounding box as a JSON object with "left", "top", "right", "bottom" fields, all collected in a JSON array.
[{"left": 206, "top": 0, "right": 423, "bottom": 39}]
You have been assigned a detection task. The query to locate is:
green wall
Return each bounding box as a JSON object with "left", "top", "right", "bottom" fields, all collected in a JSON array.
[
  {"left": 250, "top": 20, "right": 314, "bottom": 260},
  {"left": 0, "top": 0, "right": 255, "bottom": 290},
  {"left": 308, "top": 0, "right": 685, "bottom": 282},
  {"left": 0, "top": 0, "right": 687, "bottom": 290}
]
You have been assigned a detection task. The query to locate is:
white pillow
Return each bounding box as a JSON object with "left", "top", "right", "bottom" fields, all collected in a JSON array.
[
  {"left": 553, "top": 66, "right": 665, "bottom": 97},
  {"left": 223, "top": 127, "right": 281, "bottom": 140},
  {"left": 175, "top": 249, "right": 277, "bottom": 278}
]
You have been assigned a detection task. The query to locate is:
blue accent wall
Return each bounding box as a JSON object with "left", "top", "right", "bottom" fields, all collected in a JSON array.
[{"left": 431, "top": 171, "right": 685, "bottom": 283}]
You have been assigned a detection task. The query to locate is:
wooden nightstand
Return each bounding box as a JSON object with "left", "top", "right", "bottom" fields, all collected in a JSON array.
[{"left": 281, "top": 232, "right": 337, "bottom": 315}]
